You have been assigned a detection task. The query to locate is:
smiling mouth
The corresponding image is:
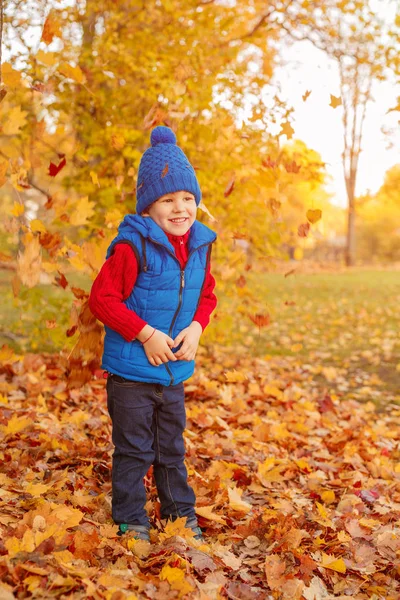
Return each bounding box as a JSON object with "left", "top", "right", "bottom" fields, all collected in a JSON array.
[{"left": 169, "top": 218, "right": 187, "bottom": 223}]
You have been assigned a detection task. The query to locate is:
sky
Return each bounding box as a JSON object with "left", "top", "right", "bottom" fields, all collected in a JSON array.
[{"left": 274, "top": 35, "right": 399, "bottom": 208}]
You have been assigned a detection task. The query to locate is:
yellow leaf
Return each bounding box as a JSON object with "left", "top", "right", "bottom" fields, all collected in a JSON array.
[
  {"left": 306, "top": 209, "right": 322, "bottom": 224},
  {"left": 294, "top": 459, "right": 312, "bottom": 472},
  {"left": 321, "top": 490, "right": 335, "bottom": 505},
  {"left": 90, "top": 171, "right": 100, "bottom": 187},
  {"left": 70, "top": 196, "right": 95, "bottom": 226},
  {"left": 321, "top": 552, "right": 346, "bottom": 573},
  {"left": 59, "top": 63, "right": 86, "bottom": 84},
  {"left": 224, "top": 369, "right": 247, "bottom": 383},
  {"left": 330, "top": 95, "right": 342, "bottom": 108},
  {"left": 2, "top": 414, "right": 31, "bottom": 435},
  {"left": 0, "top": 159, "right": 8, "bottom": 187},
  {"left": 111, "top": 133, "right": 126, "bottom": 150},
  {"left": 263, "top": 384, "right": 283, "bottom": 399},
  {"left": 11, "top": 202, "right": 25, "bottom": 217},
  {"left": 25, "top": 482, "right": 50, "bottom": 496},
  {"left": 291, "top": 343, "right": 303, "bottom": 352},
  {"left": 36, "top": 50, "right": 58, "bottom": 67},
  {"left": 337, "top": 530, "right": 351, "bottom": 543},
  {"left": 30, "top": 219, "right": 47, "bottom": 234},
  {"left": 196, "top": 505, "right": 226, "bottom": 525},
  {"left": 159, "top": 516, "right": 196, "bottom": 542},
  {"left": 2, "top": 63, "right": 22, "bottom": 87},
  {"left": 228, "top": 486, "right": 252, "bottom": 514},
  {"left": 3, "top": 106, "right": 28, "bottom": 135},
  {"left": 160, "top": 566, "right": 194, "bottom": 596}
]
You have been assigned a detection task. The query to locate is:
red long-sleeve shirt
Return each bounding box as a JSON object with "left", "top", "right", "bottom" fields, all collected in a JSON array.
[{"left": 89, "top": 229, "right": 217, "bottom": 341}]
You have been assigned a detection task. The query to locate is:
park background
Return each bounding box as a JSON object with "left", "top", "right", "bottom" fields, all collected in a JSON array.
[{"left": 0, "top": 1, "right": 399, "bottom": 599}]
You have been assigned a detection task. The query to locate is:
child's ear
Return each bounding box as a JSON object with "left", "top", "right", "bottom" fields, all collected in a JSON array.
[{"left": 141, "top": 211, "right": 149, "bottom": 217}]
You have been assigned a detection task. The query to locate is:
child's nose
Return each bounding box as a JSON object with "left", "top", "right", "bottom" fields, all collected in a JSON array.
[{"left": 174, "top": 201, "right": 185, "bottom": 212}]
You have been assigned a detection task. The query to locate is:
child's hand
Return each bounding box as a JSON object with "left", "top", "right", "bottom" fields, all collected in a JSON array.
[
  {"left": 173, "top": 321, "right": 202, "bottom": 361},
  {"left": 137, "top": 326, "right": 177, "bottom": 367}
]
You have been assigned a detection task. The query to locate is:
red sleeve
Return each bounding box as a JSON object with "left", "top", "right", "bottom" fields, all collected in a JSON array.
[
  {"left": 89, "top": 244, "right": 147, "bottom": 342},
  {"left": 193, "top": 254, "right": 217, "bottom": 332}
]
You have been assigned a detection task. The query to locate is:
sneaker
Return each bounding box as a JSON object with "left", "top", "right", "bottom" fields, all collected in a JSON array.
[
  {"left": 190, "top": 525, "right": 204, "bottom": 541},
  {"left": 117, "top": 523, "right": 150, "bottom": 542}
]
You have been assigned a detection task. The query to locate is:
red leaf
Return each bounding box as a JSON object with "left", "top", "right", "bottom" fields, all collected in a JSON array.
[
  {"left": 71, "top": 287, "right": 88, "bottom": 299},
  {"left": 54, "top": 271, "right": 68, "bottom": 289},
  {"left": 317, "top": 394, "right": 335, "bottom": 413},
  {"left": 48, "top": 156, "right": 66, "bottom": 177},
  {"left": 66, "top": 325, "right": 78, "bottom": 337}
]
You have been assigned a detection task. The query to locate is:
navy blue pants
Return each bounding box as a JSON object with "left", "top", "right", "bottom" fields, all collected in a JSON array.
[{"left": 106, "top": 374, "right": 196, "bottom": 530}]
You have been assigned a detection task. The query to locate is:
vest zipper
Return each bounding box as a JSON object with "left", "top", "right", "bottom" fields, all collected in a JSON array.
[{"left": 146, "top": 237, "right": 212, "bottom": 386}]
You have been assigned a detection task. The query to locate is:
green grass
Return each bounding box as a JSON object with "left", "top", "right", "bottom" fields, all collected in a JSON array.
[
  {"left": 1, "top": 267, "right": 399, "bottom": 403},
  {"left": 214, "top": 269, "right": 400, "bottom": 404}
]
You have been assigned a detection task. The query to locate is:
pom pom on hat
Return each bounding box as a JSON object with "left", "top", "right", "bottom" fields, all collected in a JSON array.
[
  {"left": 136, "top": 126, "right": 201, "bottom": 215},
  {"left": 150, "top": 126, "right": 177, "bottom": 147}
]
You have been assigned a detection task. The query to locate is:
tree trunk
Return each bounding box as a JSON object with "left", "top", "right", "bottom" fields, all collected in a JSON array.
[{"left": 345, "top": 195, "right": 356, "bottom": 266}]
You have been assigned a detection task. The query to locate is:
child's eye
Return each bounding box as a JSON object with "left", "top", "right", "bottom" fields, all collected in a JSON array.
[
  {"left": 163, "top": 198, "right": 173, "bottom": 202},
  {"left": 185, "top": 197, "right": 194, "bottom": 201}
]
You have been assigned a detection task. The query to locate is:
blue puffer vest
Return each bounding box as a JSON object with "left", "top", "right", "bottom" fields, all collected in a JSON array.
[{"left": 101, "top": 215, "right": 217, "bottom": 386}]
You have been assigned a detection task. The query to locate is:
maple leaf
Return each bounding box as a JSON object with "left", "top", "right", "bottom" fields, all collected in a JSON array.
[
  {"left": 279, "top": 121, "right": 295, "bottom": 139},
  {"left": 284, "top": 160, "right": 301, "bottom": 173},
  {"left": 302, "top": 89, "right": 312, "bottom": 101},
  {"left": 48, "top": 156, "right": 66, "bottom": 177},
  {"left": 330, "top": 94, "right": 342, "bottom": 108},
  {"left": 262, "top": 155, "right": 277, "bottom": 168},
  {"left": 70, "top": 196, "right": 95, "bottom": 226},
  {"left": 248, "top": 313, "right": 271, "bottom": 329}
]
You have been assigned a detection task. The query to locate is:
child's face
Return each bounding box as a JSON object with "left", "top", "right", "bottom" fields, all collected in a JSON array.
[{"left": 142, "top": 190, "right": 197, "bottom": 236}]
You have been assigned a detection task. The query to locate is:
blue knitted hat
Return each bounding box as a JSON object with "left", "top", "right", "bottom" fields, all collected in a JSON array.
[{"left": 136, "top": 126, "right": 201, "bottom": 215}]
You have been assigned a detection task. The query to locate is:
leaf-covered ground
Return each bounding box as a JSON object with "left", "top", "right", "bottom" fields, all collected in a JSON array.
[{"left": 1, "top": 344, "right": 400, "bottom": 599}]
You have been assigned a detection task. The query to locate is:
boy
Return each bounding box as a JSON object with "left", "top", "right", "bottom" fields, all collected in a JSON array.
[{"left": 89, "top": 126, "right": 217, "bottom": 542}]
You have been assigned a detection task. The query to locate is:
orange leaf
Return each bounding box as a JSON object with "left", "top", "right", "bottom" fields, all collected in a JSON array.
[
  {"left": 161, "top": 163, "right": 169, "bottom": 178},
  {"left": 224, "top": 178, "right": 235, "bottom": 197}
]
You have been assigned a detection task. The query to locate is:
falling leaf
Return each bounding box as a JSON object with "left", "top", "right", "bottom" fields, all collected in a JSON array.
[
  {"left": 90, "top": 171, "right": 100, "bottom": 187},
  {"left": 111, "top": 133, "right": 125, "bottom": 150},
  {"left": 279, "top": 121, "right": 295, "bottom": 139},
  {"left": 48, "top": 156, "right": 66, "bottom": 177},
  {"left": 302, "top": 90, "right": 312, "bottom": 102},
  {"left": 17, "top": 234, "right": 42, "bottom": 288},
  {"left": 198, "top": 201, "right": 217, "bottom": 222},
  {"left": 298, "top": 222, "right": 310, "bottom": 237},
  {"left": 161, "top": 163, "right": 169, "bottom": 178},
  {"left": 54, "top": 271, "right": 68, "bottom": 289},
  {"left": 330, "top": 94, "right": 342, "bottom": 108},
  {"left": 248, "top": 313, "right": 271, "bottom": 329},
  {"left": 224, "top": 178, "right": 235, "bottom": 197},
  {"left": 70, "top": 196, "right": 95, "bottom": 226},
  {"left": 306, "top": 209, "right": 322, "bottom": 224}
]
